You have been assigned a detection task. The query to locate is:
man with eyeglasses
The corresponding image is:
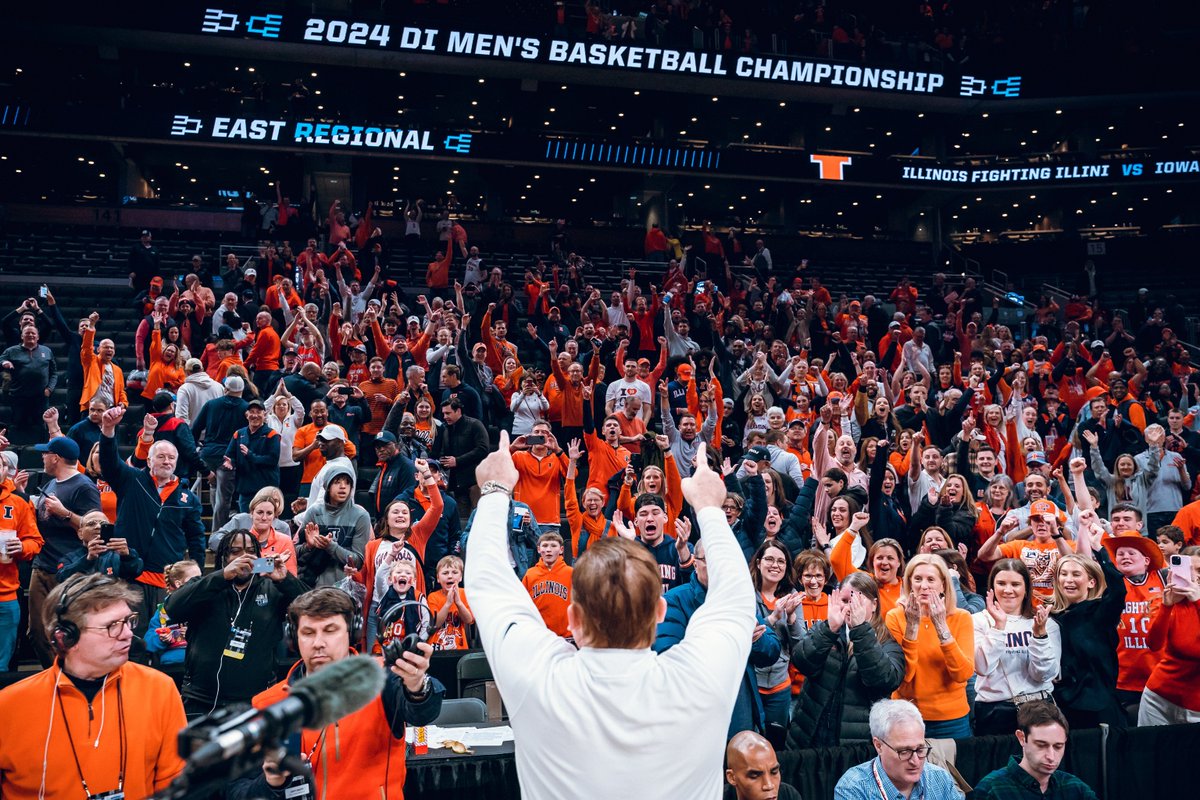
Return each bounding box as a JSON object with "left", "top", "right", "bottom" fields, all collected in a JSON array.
[
  {"left": 835, "top": 699, "right": 963, "bottom": 800},
  {"left": 0, "top": 573, "right": 187, "bottom": 798}
]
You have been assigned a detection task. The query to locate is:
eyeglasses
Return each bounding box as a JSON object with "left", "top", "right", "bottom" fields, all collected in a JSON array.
[
  {"left": 721, "top": 503, "right": 740, "bottom": 511},
  {"left": 879, "top": 739, "right": 932, "bottom": 761},
  {"left": 84, "top": 614, "right": 139, "bottom": 638},
  {"left": 760, "top": 556, "right": 788, "bottom": 565}
]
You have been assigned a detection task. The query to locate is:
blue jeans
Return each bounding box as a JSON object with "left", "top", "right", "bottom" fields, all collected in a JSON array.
[
  {"left": 924, "top": 714, "right": 971, "bottom": 739},
  {"left": 0, "top": 600, "right": 20, "bottom": 672},
  {"left": 760, "top": 688, "right": 792, "bottom": 730}
]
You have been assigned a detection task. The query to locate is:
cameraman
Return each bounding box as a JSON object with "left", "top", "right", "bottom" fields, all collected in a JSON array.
[{"left": 228, "top": 587, "right": 443, "bottom": 799}]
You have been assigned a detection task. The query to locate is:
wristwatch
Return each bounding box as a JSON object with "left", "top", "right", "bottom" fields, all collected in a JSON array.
[
  {"left": 480, "top": 481, "right": 513, "bottom": 497},
  {"left": 405, "top": 675, "right": 432, "bottom": 701}
]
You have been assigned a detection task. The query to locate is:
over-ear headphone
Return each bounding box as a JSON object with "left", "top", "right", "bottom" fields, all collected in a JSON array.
[
  {"left": 51, "top": 574, "right": 120, "bottom": 655},
  {"left": 284, "top": 587, "right": 364, "bottom": 653},
  {"left": 379, "top": 600, "right": 432, "bottom": 666}
]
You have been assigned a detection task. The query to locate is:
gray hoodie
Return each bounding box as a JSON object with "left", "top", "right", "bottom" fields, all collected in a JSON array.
[
  {"left": 296, "top": 465, "right": 371, "bottom": 587},
  {"left": 176, "top": 370, "right": 224, "bottom": 425}
]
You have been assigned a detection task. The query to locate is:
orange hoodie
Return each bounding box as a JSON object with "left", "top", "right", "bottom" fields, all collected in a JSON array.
[
  {"left": 0, "top": 481, "right": 41, "bottom": 602},
  {"left": 0, "top": 661, "right": 185, "bottom": 799},
  {"left": 522, "top": 557, "right": 573, "bottom": 637},
  {"left": 512, "top": 450, "right": 569, "bottom": 526},
  {"left": 885, "top": 606, "right": 974, "bottom": 722},
  {"left": 564, "top": 480, "right": 613, "bottom": 558}
]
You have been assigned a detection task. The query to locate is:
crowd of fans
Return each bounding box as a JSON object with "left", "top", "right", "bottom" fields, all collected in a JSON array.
[{"left": 1, "top": 198, "right": 1199, "bottom": 798}]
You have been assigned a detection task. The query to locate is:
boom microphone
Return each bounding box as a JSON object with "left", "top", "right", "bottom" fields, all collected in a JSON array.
[{"left": 185, "top": 655, "right": 386, "bottom": 771}]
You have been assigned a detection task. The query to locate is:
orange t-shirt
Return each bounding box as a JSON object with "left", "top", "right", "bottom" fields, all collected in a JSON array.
[
  {"left": 512, "top": 451, "right": 568, "bottom": 526},
  {"left": 426, "top": 588, "right": 472, "bottom": 651},
  {"left": 1117, "top": 572, "right": 1166, "bottom": 692},
  {"left": 293, "top": 423, "right": 357, "bottom": 483},
  {"left": 615, "top": 413, "right": 647, "bottom": 455},
  {"left": 522, "top": 558, "right": 573, "bottom": 637},
  {"left": 998, "top": 539, "right": 1069, "bottom": 600}
]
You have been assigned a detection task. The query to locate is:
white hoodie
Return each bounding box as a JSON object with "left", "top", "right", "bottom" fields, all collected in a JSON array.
[{"left": 176, "top": 371, "right": 224, "bottom": 425}]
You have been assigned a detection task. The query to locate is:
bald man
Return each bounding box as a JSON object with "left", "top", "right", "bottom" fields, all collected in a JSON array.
[{"left": 725, "top": 731, "right": 802, "bottom": 800}]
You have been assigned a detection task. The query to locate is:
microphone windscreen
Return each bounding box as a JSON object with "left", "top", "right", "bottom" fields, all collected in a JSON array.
[{"left": 291, "top": 655, "right": 386, "bottom": 729}]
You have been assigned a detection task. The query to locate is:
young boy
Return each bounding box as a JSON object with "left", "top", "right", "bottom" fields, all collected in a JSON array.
[
  {"left": 521, "top": 531, "right": 573, "bottom": 638},
  {"left": 375, "top": 557, "right": 430, "bottom": 655},
  {"left": 56, "top": 510, "right": 143, "bottom": 582},
  {"left": 426, "top": 555, "right": 474, "bottom": 650},
  {"left": 1157, "top": 525, "right": 1186, "bottom": 559}
]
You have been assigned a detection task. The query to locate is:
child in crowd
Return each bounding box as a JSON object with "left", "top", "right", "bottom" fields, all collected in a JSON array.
[
  {"left": 375, "top": 557, "right": 430, "bottom": 655},
  {"left": 56, "top": 510, "right": 143, "bottom": 582},
  {"left": 426, "top": 555, "right": 474, "bottom": 650},
  {"left": 144, "top": 560, "right": 201, "bottom": 666},
  {"left": 1157, "top": 525, "right": 1186, "bottom": 559},
  {"left": 522, "top": 531, "right": 574, "bottom": 638}
]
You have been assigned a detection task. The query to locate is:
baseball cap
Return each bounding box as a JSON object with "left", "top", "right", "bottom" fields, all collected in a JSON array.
[
  {"left": 223, "top": 376, "right": 245, "bottom": 393},
  {"left": 353, "top": 343, "right": 368, "bottom": 353},
  {"left": 1025, "top": 450, "right": 1049, "bottom": 466},
  {"left": 747, "top": 445, "right": 772, "bottom": 462},
  {"left": 1029, "top": 499, "right": 1057, "bottom": 517},
  {"left": 1090, "top": 340, "right": 1105, "bottom": 349},
  {"left": 1032, "top": 344, "right": 1047, "bottom": 352},
  {"left": 827, "top": 391, "right": 844, "bottom": 404},
  {"left": 888, "top": 320, "right": 902, "bottom": 329},
  {"left": 246, "top": 398, "right": 266, "bottom": 410},
  {"left": 317, "top": 426, "right": 347, "bottom": 442},
  {"left": 217, "top": 325, "right": 235, "bottom": 340},
  {"left": 283, "top": 348, "right": 298, "bottom": 357},
  {"left": 407, "top": 316, "right": 420, "bottom": 325},
  {"left": 185, "top": 358, "right": 203, "bottom": 373},
  {"left": 244, "top": 268, "right": 257, "bottom": 278},
  {"left": 140, "top": 229, "right": 150, "bottom": 236},
  {"left": 34, "top": 436, "right": 81, "bottom": 462},
  {"left": 150, "top": 276, "right": 163, "bottom": 286},
  {"left": 151, "top": 391, "right": 175, "bottom": 413},
  {"left": 636, "top": 357, "right": 650, "bottom": 367},
  {"left": 787, "top": 418, "right": 806, "bottom": 428},
  {"left": 373, "top": 431, "right": 398, "bottom": 446}
]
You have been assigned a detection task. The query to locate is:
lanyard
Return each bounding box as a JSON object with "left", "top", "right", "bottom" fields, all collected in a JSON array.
[
  {"left": 57, "top": 681, "right": 126, "bottom": 798},
  {"left": 871, "top": 759, "right": 895, "bottom": 800}
]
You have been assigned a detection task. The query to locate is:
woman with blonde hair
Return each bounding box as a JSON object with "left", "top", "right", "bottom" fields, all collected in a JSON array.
[
  {"left": 210, "top": 486, "right": 296, "bottom": 573},
  {"left": 1050, "top": 520, "right": 1127, "bottom": 730},
  {"left": 564, "top": 439, "right": 618, "bottom": 558},
  {"left": 885, "top": 553, "right": 975, "bottom": 738}
]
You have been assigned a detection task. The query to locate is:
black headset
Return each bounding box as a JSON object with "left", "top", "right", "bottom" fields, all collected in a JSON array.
[
  {"left": 284, "top": 587, "right": 364, "bottom": 653},
  {"left": 378, "top": 600, "right": 432, "bottom": 666},
  {"left": 51, "top": 574, "right": 121, "bottom": 655}
]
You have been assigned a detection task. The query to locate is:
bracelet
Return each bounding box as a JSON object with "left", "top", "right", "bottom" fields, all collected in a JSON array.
[{"left": 480, "top": 481, "right": 513, "bottom": 497}]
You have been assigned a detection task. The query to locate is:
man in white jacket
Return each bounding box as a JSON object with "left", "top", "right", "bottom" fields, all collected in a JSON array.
[
  {"left": 175, "top": 359, "right": 223, "bottom": 425},
  {"left": 468, "top": 434, "right": 754, "bottom": 800}
]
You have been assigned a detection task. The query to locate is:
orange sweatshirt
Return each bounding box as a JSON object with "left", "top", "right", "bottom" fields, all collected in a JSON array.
[
  {"left": 788, "top": 594, "right": 830, "bottom": 694},
  {"left": 1145, "top": 599, "right": 1200, "bottom": 711},
  {"left": 885, "top": 606, "right": 975, "bottom": 721},
  {"left": 427, "top": 587, "right": 472, "bottom": 650},
  {"left": 513, "top": 451, "right": 568, "bottom": 526},
  {"left": 0, "top": 662, "right": 185, "bottom": 799},
  {"left": 0, "top": 482, "right": 42, "bottom": 602},
  {"left": 583, "top": 432, "right": 631, "bottom": 493},
  {"left": 522, "top": 557, "right": 573, "bottom": 637}
]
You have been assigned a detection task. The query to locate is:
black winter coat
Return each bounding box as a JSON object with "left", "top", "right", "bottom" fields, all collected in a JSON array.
[{"left": 786, "top": 619, "right": 905, "bottom": 749}]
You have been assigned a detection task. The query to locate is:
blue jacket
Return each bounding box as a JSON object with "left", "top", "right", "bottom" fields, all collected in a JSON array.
[
  {"left": 653, "top": 573, "right": 781, "bottom": 738},
  {"left": 56, "top": 546, "right": 144, "bottom": 583},
  {"left": 192, "top": 394, "right": 249, "bottom": 461},
  {"left": 226, "top": 423, "right": 281, "bottom": 498},
  {"left": 99, "top": 434, "right": 206, "bottom": 575}
]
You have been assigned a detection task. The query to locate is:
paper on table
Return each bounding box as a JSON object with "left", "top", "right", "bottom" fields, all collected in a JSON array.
[{"left": 406, "top": 725, "right": 515, "bottom": 748}]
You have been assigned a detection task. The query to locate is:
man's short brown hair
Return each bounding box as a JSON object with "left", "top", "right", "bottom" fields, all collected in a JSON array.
[
  {"left": 288, "top": 587, "right": 357, "bottom": 633},
  {"left": 571, "top": 538, "right": 662, "bottom": 648},
  {"left": 43, "top": 574, "right": 140, "bottom": 642}
]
